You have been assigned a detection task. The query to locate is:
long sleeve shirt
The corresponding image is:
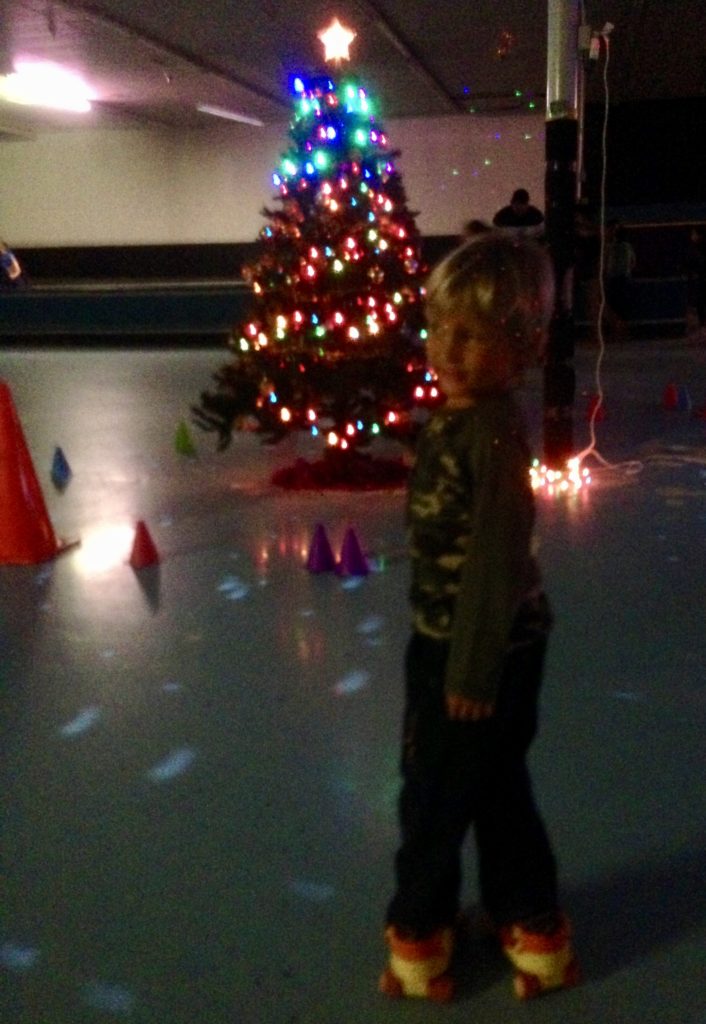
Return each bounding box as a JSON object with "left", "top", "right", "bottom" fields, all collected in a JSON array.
[{"left": 407, "top": 393, "right": 545, "bottom": 704}]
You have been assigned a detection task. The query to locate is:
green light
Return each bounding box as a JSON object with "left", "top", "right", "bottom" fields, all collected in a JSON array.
[
  {"left": 333, "top": 259, "right": 343, "bottom": 273},
  {"left": 315, "top": 326, "right": 326, "bottom": 338},
  {"left": 314, "top": 150, "right": 328, "bottom": 169},
  {"left": 371, "top": 423, "right": 381, "bottom": 435},
  {"left": 355, "top": 129, "right": 366, "bottom": 145},
  {"left": 282, "top": 159, "right": 297, "bottom": 176},
  {"left": 514, "top": 89, "right": 523, "bottom": 98},
  {"left": 528, "top": 100, "right": 536, "bottom": 109}
]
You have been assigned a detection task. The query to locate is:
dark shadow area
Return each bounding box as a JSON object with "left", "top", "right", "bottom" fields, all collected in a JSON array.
[
  {"left": 132, "top": 564, "right": 162, "bottom": 614},
  {"left": 567, "top": 843, "right": 706, "bottom": 980}
]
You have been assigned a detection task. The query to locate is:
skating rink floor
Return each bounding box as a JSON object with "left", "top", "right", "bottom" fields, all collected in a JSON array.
[{"left": 2, "top": 338, "right": 705, "bottom": 1024}]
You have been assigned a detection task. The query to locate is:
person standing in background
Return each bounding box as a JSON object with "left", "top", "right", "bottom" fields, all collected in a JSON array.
[{"left": 492, "top": 189, "right": 544, "bottom": 240}]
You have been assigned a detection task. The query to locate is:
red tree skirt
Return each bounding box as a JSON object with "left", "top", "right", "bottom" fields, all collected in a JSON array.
[{"left": 271, "top": 450, "right": 409, "bottom": 490}]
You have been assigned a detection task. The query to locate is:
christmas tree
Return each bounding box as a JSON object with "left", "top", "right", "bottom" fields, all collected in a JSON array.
[{"left": 193, "top": 20, "right": 439, "bottom": 484}]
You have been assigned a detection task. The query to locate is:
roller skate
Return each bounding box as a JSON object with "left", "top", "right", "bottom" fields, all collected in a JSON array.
[
  {"left": 499, "top": 913, "right": 581, "bottom": 1000},
  {"left": 379, "top": 925, "right": 455, "bottom": 1002}
]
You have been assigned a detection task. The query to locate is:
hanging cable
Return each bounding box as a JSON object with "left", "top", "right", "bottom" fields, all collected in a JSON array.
[{"left": 575, "top": 26, "right": 643, "bottom": 478}]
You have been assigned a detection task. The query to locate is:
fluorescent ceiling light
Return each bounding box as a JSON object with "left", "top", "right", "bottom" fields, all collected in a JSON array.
[
  {"left": 196, "top": 103, "right": 263, "bottom": 126},
  {"left": 0, "top": 59, "right": 95, "bottom": 112}
]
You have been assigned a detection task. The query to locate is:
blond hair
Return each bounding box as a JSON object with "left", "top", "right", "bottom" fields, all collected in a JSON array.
[{"left": 425, "top": 233, "right": 554, "bottom": 368}]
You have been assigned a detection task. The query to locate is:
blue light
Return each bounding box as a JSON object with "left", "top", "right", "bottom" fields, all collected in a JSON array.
[
  {"left": 305, "top": 162, "right": 315, "bottom": 175},
  {"left": 269, "top": 392, "right": 278, "bottom": 403},
  {"left": 311, "top": 426, "right": 319, "bottom": 437},
  {"left": 272, "top": 173, "right": 282, "bottom": 186},
  {"left": 293, "top": 77, "right": 305, "bottom": 94}
]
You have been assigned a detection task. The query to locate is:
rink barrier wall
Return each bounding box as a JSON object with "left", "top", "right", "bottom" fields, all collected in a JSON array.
[{"left": 0, "top": 227, "right": 697, "bottom": 344}]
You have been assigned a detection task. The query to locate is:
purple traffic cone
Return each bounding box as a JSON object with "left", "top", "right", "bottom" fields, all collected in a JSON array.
[
  {"left": 338, "top": 527, "right": 369, "bottom": 576},
  {"left": 306, "top": 523, "right": 337, "bottom": 573}
]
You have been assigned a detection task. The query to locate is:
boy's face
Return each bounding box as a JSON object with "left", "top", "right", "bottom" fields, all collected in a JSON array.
[{"left": 426, "top": 318, "right": 516, "bottom": 405}]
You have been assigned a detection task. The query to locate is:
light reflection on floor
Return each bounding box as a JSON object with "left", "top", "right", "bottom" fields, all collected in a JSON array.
[{"left": 71, "top": 522, "right": 136, "bottom": 576}]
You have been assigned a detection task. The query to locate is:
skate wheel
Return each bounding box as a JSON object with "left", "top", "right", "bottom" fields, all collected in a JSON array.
[
  {"left": 428, "top": 972, "right": 455, "bottom": 1003},
  {"left": 379, "top": 968, "right": 404, "bottom": 998},
  {"left": 513, "top": 971, "right": 542, "bottom": 1001}
]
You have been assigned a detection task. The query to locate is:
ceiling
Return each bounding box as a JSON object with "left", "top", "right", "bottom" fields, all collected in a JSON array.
[{"left": 1, "top": 0, "right": 704, "bottom": 138}]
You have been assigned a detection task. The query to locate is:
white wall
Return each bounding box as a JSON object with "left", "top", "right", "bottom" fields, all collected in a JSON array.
[{"left": 0, "top": 113, "right": 545, "bottom": 246}]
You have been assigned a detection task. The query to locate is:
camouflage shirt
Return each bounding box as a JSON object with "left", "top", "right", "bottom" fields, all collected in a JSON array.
[{"left": 408, "top": 393, "right": 545, "bottom": 704}]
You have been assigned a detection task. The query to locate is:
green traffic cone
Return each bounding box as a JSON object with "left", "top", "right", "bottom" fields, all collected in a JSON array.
[{"left": 174, "top": 419, "right": 197, "bottom": 456}]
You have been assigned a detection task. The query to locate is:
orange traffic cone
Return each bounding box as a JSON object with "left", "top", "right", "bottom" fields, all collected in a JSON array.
[
  {"left": 129, "top": 520, "right": 160, "bottom": 569},
  {"left": 0, "top": 380, "right": 63, "bottom": 565}
]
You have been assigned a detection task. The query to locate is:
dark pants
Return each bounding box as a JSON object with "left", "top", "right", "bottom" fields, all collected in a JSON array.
[{"left": 386, "top": 627, "right": 558, "bottom": 937}]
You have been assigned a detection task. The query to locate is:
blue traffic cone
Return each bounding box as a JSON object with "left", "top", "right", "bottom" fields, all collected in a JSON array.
[
  {"left": 51, "top": 446, "right": 72, "bottom": 490},
  {"left": 676, "top": 385, "right": 692, "bottom": 412}
]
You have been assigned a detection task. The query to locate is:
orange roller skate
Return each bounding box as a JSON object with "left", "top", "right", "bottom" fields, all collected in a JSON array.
[
  {"left": 499, "top": 914, "right": 581, "bottom": 1000},
  {"left": 379, "top": 926, "right": 455, "bottom": 1002}
]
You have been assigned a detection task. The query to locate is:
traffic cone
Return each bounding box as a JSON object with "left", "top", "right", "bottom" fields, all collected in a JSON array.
[
  {"left": 662, "top": 382, "right": 679, "bottom": 409},
  {"left": 129, "top": 520, "right": 160, "bottom": 569},
  {"left": 338, "top": 527, "right": 369, "bottom": 576},
  {"left": 51, "top": 446, "right": 72, "bottom": 490},
  {"left": 306, "top": 523, "right": 336, "bottom": 573},
  {"left": 174, "top": 419, "right": 197, "bottom": 456},
  {"left": 0, "top": 379, "right": 63, "bottom": 565}
]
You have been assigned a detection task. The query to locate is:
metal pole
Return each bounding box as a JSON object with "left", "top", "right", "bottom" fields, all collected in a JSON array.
[{"left": 543, "top": 0, "right": 580, "bottom": 467}]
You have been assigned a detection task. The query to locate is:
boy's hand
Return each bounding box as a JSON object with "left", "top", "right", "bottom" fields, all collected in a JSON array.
[{"left": 445, "top": 694, "right": 495, "bottom": 721}]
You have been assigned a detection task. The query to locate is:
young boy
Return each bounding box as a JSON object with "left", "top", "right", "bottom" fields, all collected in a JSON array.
[{"left": 380, "top": 234, "right": 580, "bottom": 1002}]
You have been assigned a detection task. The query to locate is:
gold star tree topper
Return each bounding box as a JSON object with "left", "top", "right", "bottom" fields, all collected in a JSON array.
[{"left": 318, "top": 18, "right": 356, "bottom": 63}]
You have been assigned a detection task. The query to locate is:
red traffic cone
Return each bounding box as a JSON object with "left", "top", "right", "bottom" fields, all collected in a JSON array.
[
  {"left": 129, "top": 520, "right": 160, "bottom": 568},
  {"left": 338, "top": 527, "right": 369, "bottom": 576},
  {"left": 306, "top": 523, "right": 336, "bottom": 573},
  {"left": 0, "top": 379, "right": 62, "bottom": 564},
  {"left": 662, "top": 382, "right": 679, "bottom": 410}
]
